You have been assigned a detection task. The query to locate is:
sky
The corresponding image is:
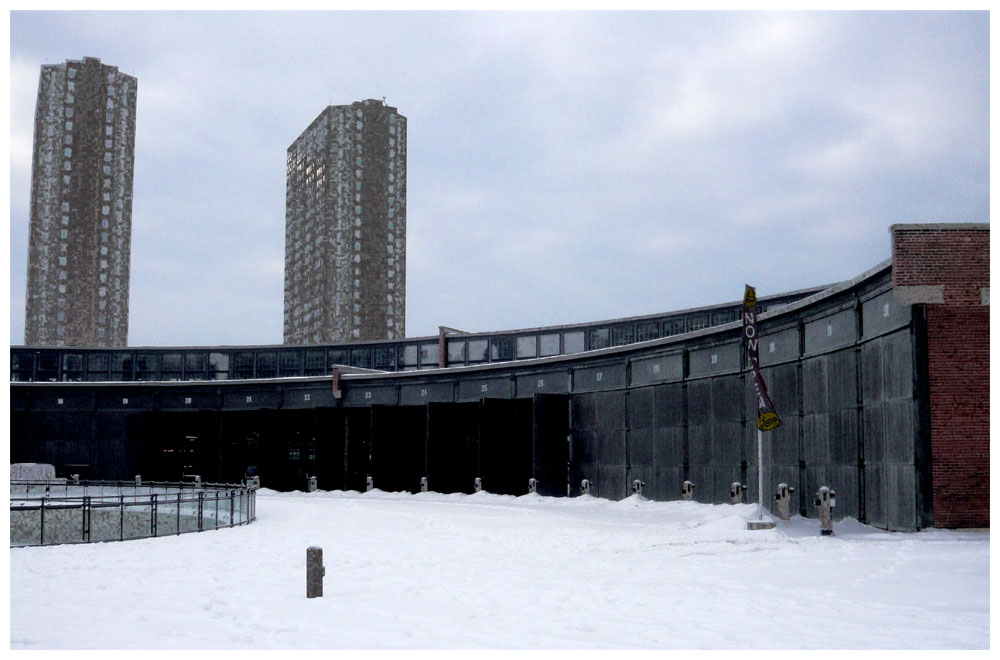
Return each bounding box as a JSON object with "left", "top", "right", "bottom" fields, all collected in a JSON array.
[{"left": 8, "top": 11, "right": 990, "bottom": 347}]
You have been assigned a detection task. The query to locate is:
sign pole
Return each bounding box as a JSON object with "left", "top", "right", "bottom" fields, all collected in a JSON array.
[
  {"left": 743, "top": 283, "right": 778, "bottom": 531},
  {"left": 757, "top": 427, "right": 764, "bottom": 521}
]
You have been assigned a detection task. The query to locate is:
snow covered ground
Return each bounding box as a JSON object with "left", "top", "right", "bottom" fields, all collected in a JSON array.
[{"left": 9, "top": 488, "right": 989, "bottom": 649}]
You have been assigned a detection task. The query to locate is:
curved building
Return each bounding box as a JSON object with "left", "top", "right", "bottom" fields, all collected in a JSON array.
[{"left": 10, "top": 224, "right": 989, "bottom": 531}]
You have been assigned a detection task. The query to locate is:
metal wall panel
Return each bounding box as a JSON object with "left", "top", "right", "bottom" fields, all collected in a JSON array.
[
  {"left": 458, "top": 377, "right": 511, "bottom": 402},
  {"left": 399, "top": 382, "right": 453, "bottom": 405},
  {"left": 515, "top": 370, "right": 570, "bottom": 397},
  {"left": 30, "top": 391, "right": 95, "bottom": 411},
  {"left": 759, "top": 326, "right": 799, "bottom": 367},
  {"left": 96, "top": 390, "right": 156, "bottom": 411},
  {"left": 282, "top": 386, "right": 337, "bottom": 409},
  {"left": 159, "top": 389, "right": 220, "bottom": 411},
  {"left": 630, "top": 353, "right": 683, "bottom": 386},
  {"left": 573, "top": 364, "right": 626, "bottom": 393},
  {"left": 570, "top": 392, "right": 626, "bottom": 499},
  {"left": 861, "top": 327, "right": 919, "bottom": 530},
  {"left": 688, "top": 341, "right": 740, "bottom": 378},
  {"left": 221, "top": 389, "right": 280, "bottom": 410},
  {"left": 862, "top": 290, "right": 911, "bottom": 339},
  {"left": 804, "top": 309, "right": 857, "bottom": 356},
  {"left": 344, "top": 384, "right": 396, "bottom": 406}
]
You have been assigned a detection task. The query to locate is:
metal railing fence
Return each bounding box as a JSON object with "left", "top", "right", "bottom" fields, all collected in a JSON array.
[{"left": 10, "top": 480, "right": 257, "bottom": 547}]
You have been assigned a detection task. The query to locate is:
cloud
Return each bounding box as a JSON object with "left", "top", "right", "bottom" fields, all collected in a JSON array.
[{"left": 8, "top": 11, "right": 989, "bottom": 346}]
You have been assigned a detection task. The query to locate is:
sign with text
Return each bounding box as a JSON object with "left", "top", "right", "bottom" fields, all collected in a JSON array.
[{"left": 743, "top": 284, "right": 780, "bottom": 431}]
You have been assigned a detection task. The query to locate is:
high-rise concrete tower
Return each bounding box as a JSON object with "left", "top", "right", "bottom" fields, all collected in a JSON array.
[
  {"left": 283, "top": 99, "right": 406, "bottom": 344},
  {"left": 24, "top": 56, "right": 137, "bottom": 347}
]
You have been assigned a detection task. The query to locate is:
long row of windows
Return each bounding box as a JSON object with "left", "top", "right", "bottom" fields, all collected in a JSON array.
[{"left": 10, "top": 305, "right": 764, "bottom": 382}]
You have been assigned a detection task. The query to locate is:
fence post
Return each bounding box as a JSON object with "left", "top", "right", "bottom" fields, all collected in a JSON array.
[
  {"left": 39, "top": 498, "right": 45, "bottom": 546},
  {"left": 230, "top": 490, "right": 235, "bottom": 528},
  {"left": 198, "top": 491, "right": 205, "bottom": 531},
  {"left": 177, "top": 493, "right": 181, "bottom": 535},
  {"left": 151, "top": 493, "right": 158, "bottom": 537},
  {"left": 119, "top": 495, "right": 125, "bottom": 541}
]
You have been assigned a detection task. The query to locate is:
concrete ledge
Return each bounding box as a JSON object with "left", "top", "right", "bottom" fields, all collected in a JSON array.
[{"left": 893, "top": 285, "right": 944, "bottom": 305}]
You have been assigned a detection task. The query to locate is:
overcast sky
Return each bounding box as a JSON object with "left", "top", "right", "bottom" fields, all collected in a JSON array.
[{"left": 8, "top": 11, "right": 989, "bottom": 347}]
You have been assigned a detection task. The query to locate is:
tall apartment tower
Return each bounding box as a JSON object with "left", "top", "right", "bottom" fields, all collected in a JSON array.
[
  {"left": 284, "top": 99, "right": 406, "bottom": 344},
  {"left": 24, "top": 56, "right": 137, "bottom": 347}
]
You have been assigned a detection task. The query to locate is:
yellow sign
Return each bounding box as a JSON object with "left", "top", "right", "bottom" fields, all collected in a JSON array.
[
  {"left": 744, "top": 284, "right": 757, "bottom": 308},
  {"left": 758, "top": 411, "right": 781, "bottom": 431}
]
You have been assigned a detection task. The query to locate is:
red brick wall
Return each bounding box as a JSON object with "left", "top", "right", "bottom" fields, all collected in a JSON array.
[{"left": 891, "top": 224, "right": 990, "bottom": 528}]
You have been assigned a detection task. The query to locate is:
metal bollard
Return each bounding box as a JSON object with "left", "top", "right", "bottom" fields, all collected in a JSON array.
[
  {"left": 774, "top": 482, "right": 795, "bottom": 521},
  {"left": 366, "top": 476, "right": 374, "bottom": 492},
  {"left": 135, "top": 474, "right": 142, "bottom": 487},
  {"left": 420, "top": 476, "right": 428, "bottom": 493},
  {"left": 580, "top": 479, "right": 591, "bottom": 496},
  {"left": 528, "top": 478, "right": 538, "bottom": 494},
  {"left": 306, "top": 546, "right": 325, "bottom": 598},
  {"left": 306, "top": 476, "right": 317, "bottom": 492},
  {"left": 815, "top": 486, "right": 836, "bottom": 536},
  {"left": 474, "top": 477, "right": 482, "bottom": 493},
  {"left": 682, "top": 480, "right": 695, "bottom": 501},
  {"left": 730, "top": 482, "right": 746, "bottom": 505},
  {"left": 631, "top": 479, "right": 645, "bottom": 495}
]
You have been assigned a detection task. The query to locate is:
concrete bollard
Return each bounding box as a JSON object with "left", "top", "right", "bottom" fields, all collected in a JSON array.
[
  {"left": 135, "top": 474, "right": 142, "bottom": 487},
  {"left": 682, "top": 480, "right": 695, "bottom": 501},
  {"left": 528, "top": 478, "right": 538, "bottom": 494},
  {"left": 774, "top": 482, "right": 795, "bottom": 521},
  {"left": 306, "top": 546, "right": 325, "bottom": 598},
  {"left": 730, "top": 482, "right": 746, "bottom": 505},
  {"left": 631, "top": 479, "right": 644, "bottom": 495},
  {"left": 580, "top": 479, "right": 591, "bottom": 496},
  {"left": 366, "top": 476, "right": 374, "bottom": 492},
  {"left": 307, "top": 476, "right": 317, "bottom": 492},
  {"left": 815, "top": 486, "right": 836, "bottom": 536},
  {"left": 474, "top": 477, "right": 482, "bottom": 493},
  {"left": 420, "top": 476, "right": 428, "bottom": 493}
]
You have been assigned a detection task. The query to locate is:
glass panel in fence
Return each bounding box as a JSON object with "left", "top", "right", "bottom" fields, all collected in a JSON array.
[
  {"left": 10, "top": 505, "right": 42, "bottom": 546},
  {"left": 89, "top": 500, "right": 124, "bottom": 542},
  {"left": 179, "top": 494, "right": 200, "bottom": 533},
  {"left": 41, "top": 503, "right": 86, "bottom": 545},
  {"left": 124, "top": 502, "right": 153, "bottom": 540}
]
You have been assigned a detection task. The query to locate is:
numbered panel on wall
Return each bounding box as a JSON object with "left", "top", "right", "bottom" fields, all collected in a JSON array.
[
  {"left": 630, "top": 354, "right": 683, "bottom": 387},
  {"left": 282, "top": 387, "right": 337, "bottom": 409},
  {"left": 515, "top": 371, "right": 570, "bottom": 397},
  {"left": 222, "top": 389, "right": 281, "bottom": 409},
  {"left": 159, "top": 390, "right": 219, "bottom": 411},
  {"left": 344, "top": 384, "right": 397, "bottom": 406},
  {"left": 573, "top": 364, "right": 626, "bottom": 392},
  {"left": 458, "top": 377, "right": 512, "bottom": 402},
  {"left": 95, "top": 390, "right": 156, "bottom": 410},
  {"left": 399, "top": 382, "right": 453, "bottom": 406}
]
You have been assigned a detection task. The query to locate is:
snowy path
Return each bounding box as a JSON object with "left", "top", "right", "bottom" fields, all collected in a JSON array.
[{"left": 9, "top": 489, "right": 989, "bottom": 649}]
